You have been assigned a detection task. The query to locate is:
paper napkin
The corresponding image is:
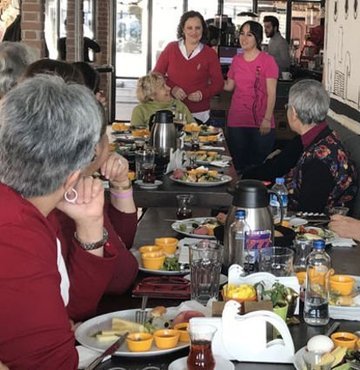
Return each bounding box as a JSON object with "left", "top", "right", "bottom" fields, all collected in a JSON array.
[
  {"left": 210, "top": 160, "right": 230, "bottom": 167},
  {"left": 330, "top": 237, "right": 356, "bottom": 247},
  {"left": 165, "top": 149, "right": 186, "bottom": 174}
]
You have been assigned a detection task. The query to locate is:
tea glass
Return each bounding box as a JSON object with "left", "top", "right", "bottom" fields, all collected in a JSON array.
[
  {"left": 135, "top": 148, "right": 155, "bottom": 182},
  {"left": 327, "top": 206, "right": 349, "bottom": 216},
  {"left": 302, "top": 350, "right": 334, "bottom": 370},
  {"left": 176, "top": 194, "right": 193, "bottom": 219},
  {"left": 187, "top": 323, "right": 217, "bottom": 370},
  {"left": 189, "top": 240, "right": 222, "bottom": 305},
  {"left": 258, "top": 246, "right": 294, "bottom": 277}
]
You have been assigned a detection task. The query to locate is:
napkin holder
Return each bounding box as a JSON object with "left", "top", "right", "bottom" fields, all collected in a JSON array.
[{"left": 190, "top": 300, "right": 295, "bottom": 363}]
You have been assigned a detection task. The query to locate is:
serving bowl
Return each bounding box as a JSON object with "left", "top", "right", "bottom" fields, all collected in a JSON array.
[
  {"left": 331, "top": 332, "right": 358, "bottom": 349},
  {"left": 139, "top": 245, "right": 163, "bottom": 254},
  {"left": 174, "top": 322, "right": 190, "bottom": 342},
  {"left": 126, "top": 332, "right": 153, "bottom": 352},
  {"left": 141, "top": 251, "right": 165, "bottom": 270},
  {"left": 155, "top": 237, "right": 178, "bottom": 255},
  {"left": 153, "top": 329, "right": 180, "bottom": 349},
  {"left": 330, "top": 275, "right": 355, "bottom": 296}
]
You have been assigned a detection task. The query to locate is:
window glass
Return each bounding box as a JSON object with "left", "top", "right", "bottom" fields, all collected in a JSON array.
[
  {"left": 116, "top": 0, "right": 148, "bottom": 77},
  {"left": 45, "top": 0, "right": 58, "bottom": 58},
  {"left": 187, "top": 0, "right": 218, "bottom": 19},
  {"left": 151, "top": 0, "right": 183, "bottom": 69},
  {"left": 83, "top": 0, "right": 94, "bottom": 38}
]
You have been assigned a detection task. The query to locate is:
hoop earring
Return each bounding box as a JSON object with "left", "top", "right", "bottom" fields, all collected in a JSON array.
[{"left": 64, "top": 188, "right": 78, "bottom": 204}]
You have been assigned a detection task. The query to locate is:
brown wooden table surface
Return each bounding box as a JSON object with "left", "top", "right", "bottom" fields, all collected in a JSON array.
[{"left": 94, "top": 208, "right": 360, "bottom": 370}]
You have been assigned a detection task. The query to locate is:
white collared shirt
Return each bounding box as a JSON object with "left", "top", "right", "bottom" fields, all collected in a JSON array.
[
  {"left": 56, "top": 238, "right": 69, "bottom": 306},
  {"left": 178, "top": 39, "right": 204, "bottom": 60}
]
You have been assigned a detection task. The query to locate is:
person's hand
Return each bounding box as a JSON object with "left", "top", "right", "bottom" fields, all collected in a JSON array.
[
  {"left": 0, "top": 362, "right": 9, "bottom": 370},
  {"left": 69, "top": 319, "right": 82, "bottom": 332},
  {"left": 328, "top": 214, "right": 360, "bottom": 241},
  {"left": 100, "top": 153, "right": 129, "bottom": 184},
  {"left": 95, "top": 90, "right": 107, "bottom": 108},
  {"left": 57, "top": 176, "right": 105, "bottom": 224},
  {"left": 171, "top": 86, "right": 187, "bottom": 100},
  {"left": 187, "top": 90, "right": 203, "bottom": 102},
  {"left": 259, "top": 118, "right": 271, "bottom": 135}
]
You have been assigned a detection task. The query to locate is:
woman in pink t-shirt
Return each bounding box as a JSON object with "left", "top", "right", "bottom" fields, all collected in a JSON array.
[{"left": 224, "top": 21, "right": 279, "bottom": 172}]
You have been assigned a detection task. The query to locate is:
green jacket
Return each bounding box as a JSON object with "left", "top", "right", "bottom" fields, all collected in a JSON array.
[{"left": 130, "top": 99, "right": 194, "bottom": 127}]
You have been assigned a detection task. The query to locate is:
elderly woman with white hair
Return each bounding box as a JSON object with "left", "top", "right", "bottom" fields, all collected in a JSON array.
[
  {"left": 131, "top": 71, "right": 193, "bottom": 127},
  {"left": 0, "top": 74, "right": 107, "bottom": 369},
  {"left": 285, "top": 79, "right": 357, "bottom": 213}
]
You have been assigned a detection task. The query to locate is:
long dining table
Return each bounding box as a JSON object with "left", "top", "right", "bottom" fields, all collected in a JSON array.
[
  {"left": 94, "top": 207, "right": 360, "bottom": 370},
  {"left": 109, "top": 125, "right": 238, "bottom": 208}
]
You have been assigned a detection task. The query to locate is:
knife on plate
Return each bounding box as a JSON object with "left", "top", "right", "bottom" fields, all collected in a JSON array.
[{"left": 85, "top": 332, "right": 129, "bottom": 370}]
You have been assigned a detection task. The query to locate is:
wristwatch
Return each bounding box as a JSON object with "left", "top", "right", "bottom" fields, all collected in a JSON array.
[
  {"left": 74, "top": 228, "right": 109, "bottom": 250},
  {"left": 109, "top": 180, "right": 132, "bottom": 191}
]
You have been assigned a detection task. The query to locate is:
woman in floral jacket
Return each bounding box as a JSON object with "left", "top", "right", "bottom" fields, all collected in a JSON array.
[{"left": 284, "top": 79, "right": 357, "bottom": 213}]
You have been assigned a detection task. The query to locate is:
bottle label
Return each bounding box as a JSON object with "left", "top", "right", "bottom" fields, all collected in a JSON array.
[
  {"left": 244, "top": 230, "right": 272, "bottom": 273},
  {"left": 270, "top": 194, "right": 288, "bottom": 207}
]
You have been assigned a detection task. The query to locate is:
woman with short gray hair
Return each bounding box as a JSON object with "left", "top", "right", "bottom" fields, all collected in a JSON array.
[
  {"left": 0, "top": 74, "right": 103, "bottom": 369},
  {"left": 285, "top": 79, "right": 357, "bottom": 212},
  {"left": 0, "top": 41, "right": 37, "bottom": 97}
]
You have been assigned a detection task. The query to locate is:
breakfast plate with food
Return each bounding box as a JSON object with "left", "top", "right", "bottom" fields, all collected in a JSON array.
[
  {"left": 189, "top": 151, "right": 231, "bottom": 165},
  {"left": 293, "top": 334, "right": 351, "bottom": 370},
  {"left": 183, "top": 123, "right": 220, "bottom": 136},
  {"left": 131, "top": 249, "right": 190, "bottom": 275},
  {"left": 171, "top": 217, "right": 219, "bottom": 239},
  {"left": 295, "top": 226, "right": 337, "bottom": 243},
  {"left": 329, "top": 274, "right": 360, "bottom": 320},
  {"left": 75, "top": 306, "right": 193, "bottom": 357},
  {"left": 170, "top": 168, "right": 232, "bottom": 187}
]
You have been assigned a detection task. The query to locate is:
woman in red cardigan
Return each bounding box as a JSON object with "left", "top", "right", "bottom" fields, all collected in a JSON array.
[
  {"left": 0, "top": 74, "right": 104, "bottom": 370},
  {"left": 154, "top": 10, "right": 223, "bottom": 124}
]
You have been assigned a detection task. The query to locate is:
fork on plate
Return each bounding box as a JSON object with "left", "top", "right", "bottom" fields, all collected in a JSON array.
[{"left": 135, "top": 295, "right": 148, "bottom": 325}]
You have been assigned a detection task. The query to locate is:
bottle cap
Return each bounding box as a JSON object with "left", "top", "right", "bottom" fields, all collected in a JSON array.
[
  {"left": 313, "top": 239, "right": 326, "bottom": 250},
  {"left": 275, "top": 177, "right": 285, "bottom": 184},
  {"left": 235, "top": 209, "right": 246, "bottom": 219}
]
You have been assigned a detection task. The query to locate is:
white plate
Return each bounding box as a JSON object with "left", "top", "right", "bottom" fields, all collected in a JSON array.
[
  {"left": 184, "top": 273, "right": 228, "bottom": 286},
  {"left": 329, "top": 275, "right": 360, "bottom": 320},
  {"left": 169, "top": 174, "right": 232, "bottom": 187},
  {"left": 196, "top": 155, "right": 232, "bottom": 165},
  {"left": 171, "top": 217, "right": 219, "bottom": 239},
  {"left": 169, "top": 355, "right": 235, "bottom": 370},
  {"left": 289, "top": 217, "right": 308, "bottom": 227},
  {"left": 135, "top": 180, "right": 162, "bottom": 189},
  {"left": 75, "top": 308, "right": 189, "bottom": 357},
  {"left": 131, "top": 249, "right": 190, "bottom": 275},
  {"left": 296, "top": 226, "right": 337, "bottom": 243},
  {"left": 293, "top": 346, "right": 306, "bottom": 370},
  {"left": 113, "top": 133, "right": 135, "bottom": 142}
]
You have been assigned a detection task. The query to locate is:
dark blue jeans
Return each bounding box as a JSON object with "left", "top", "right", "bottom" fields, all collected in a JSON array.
[{"left": 227, "top": 127, "right": 275, "bottom": 173}]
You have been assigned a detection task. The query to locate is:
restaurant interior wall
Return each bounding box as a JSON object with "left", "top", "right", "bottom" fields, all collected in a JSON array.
[{"left": 323, "top": 0, "right": 360, "bottom": 133}]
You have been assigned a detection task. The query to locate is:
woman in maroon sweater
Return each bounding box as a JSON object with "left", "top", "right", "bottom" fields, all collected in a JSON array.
[
  {"left": 0, "top": 75, "right": 104, "bottom": 369},
  {"left": 22, "top": 59, "right": 139, "bottom": 322},
  {"left": 154, "top": 10, "right": 223, "bottom": 123},
  {"left": 48, "top": 116, "right": 139, "bottom": 322}
]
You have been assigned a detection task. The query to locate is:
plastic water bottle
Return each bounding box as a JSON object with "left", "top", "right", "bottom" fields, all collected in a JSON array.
[
  {"left": 269, "top": 177, "right": 288, "bottom": 222},
  {"left": 304, "top": 240, "right": 331, "bottom": 326},
  {"left": 225, "top": 209, "right": 250, "bottom": 268}
]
